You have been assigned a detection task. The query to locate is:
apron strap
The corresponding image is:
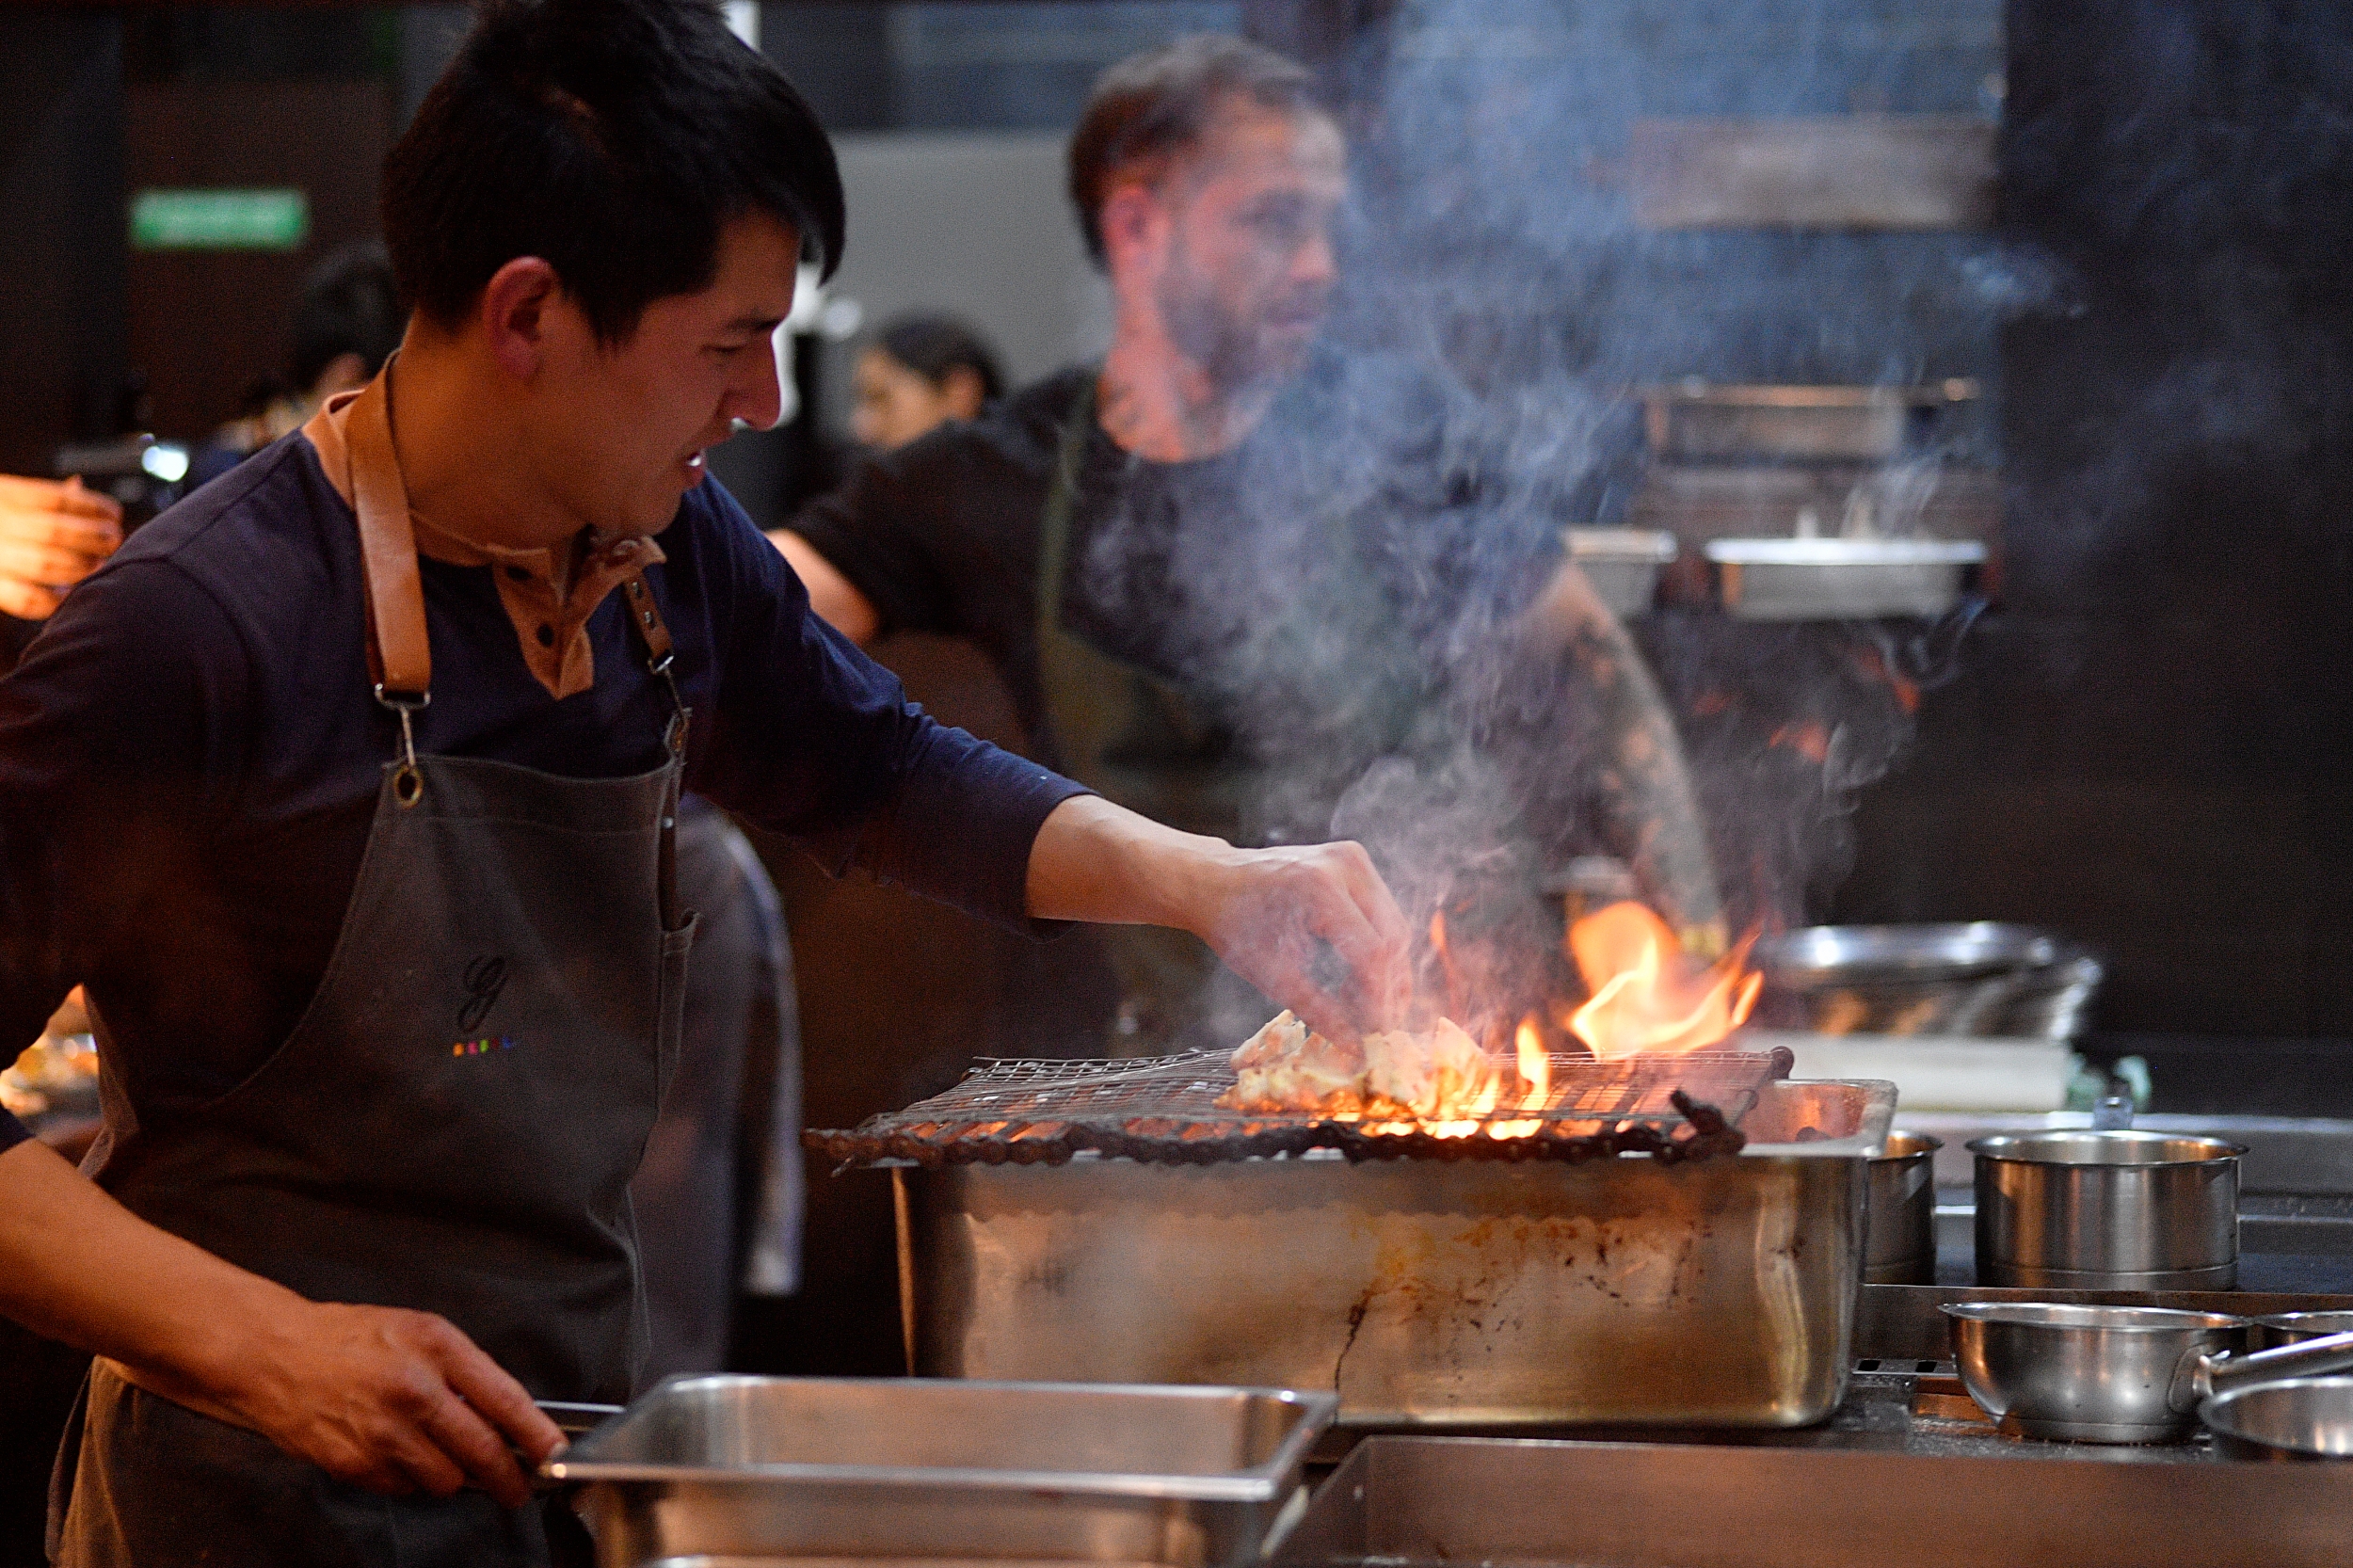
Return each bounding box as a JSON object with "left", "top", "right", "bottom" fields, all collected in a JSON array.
[
  {"left": 619, "top": 565, "right": 689, "bottom": 759},
  {"left": 344, "top": 364, "right": 692, "bottom": 792},
  {"left": 345, "top": 372, "right": 432, "bottom": 706}
]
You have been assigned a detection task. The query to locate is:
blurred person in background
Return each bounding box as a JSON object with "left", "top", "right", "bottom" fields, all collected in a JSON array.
[
  {"left": 850, "top": 312, "right": 1005, "bottom": 451},
  {"left": 772, "top": 36, "right": 1723, "bottom": 1052},
  {"left": 188, "top": 242, "right": 407, "bottom": 490}
]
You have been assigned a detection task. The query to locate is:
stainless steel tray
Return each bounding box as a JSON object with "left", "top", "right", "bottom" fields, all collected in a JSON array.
[
  {"left": 1705, "top": 536, "right": 1986, "bottom": 620},
  {"left": 1273, "top": 1434, "right": 2353, "bottom": 1568},
  {"left": 546, "top": 1375, "right": 1335, "bottom": 1568},
  {"left": 900, "top": 1080, "right": 1895, "bottom": 1430}
]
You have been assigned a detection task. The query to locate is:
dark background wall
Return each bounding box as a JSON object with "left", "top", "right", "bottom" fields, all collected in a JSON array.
[
  {"left": 0, "top": 10, "right": 125, "bottom": 477},
  {"left": 1833, "top": 0, "right": 2353, "bottom": 1040}
]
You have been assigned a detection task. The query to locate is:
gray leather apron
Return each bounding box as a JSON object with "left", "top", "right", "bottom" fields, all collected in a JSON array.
[
  {"left": 50, "top": 373, "right": 697, "bottom": 1567},
  {"left": 1033, "top": 378, "right": 1261, "bottom": 1053}
]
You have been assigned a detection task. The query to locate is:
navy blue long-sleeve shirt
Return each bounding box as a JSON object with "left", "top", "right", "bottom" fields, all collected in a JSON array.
[{"left": 0, "top": 431, "right": 1082, "bottom": 1151}]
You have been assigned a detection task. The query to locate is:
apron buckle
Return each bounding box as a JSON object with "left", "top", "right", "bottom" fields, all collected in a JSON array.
[{"left": 374, "top": 684, "right": 431, "bottom": 807}]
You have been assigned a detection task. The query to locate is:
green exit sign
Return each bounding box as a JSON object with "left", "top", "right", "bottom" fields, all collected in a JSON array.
[{"left": 131, "top": 188, "right": 310, "bottom": 251}]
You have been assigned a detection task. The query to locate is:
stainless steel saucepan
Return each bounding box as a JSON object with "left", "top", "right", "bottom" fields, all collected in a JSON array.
[
  {"left": 1944, "top": 1303, "right": 2353, "bottom": 1444},
  {"left": 2204, "top": 1376, "right": 2353, "bottom": 1460}
]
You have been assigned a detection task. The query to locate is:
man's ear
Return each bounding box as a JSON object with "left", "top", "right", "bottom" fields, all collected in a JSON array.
[
  {"left": 1097, "top": 182, "right": 1167, "bottom": 280},
  {"left": 940, "top": 364, "right": 987, "bottom": 421},
  {"left": 477, "top": 257, "right": 564, "bottom": 381}
]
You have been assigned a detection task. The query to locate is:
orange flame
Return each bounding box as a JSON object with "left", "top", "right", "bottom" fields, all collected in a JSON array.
[{"left": 1566, "top": 902, "right": 1761, "bottom": 1060}]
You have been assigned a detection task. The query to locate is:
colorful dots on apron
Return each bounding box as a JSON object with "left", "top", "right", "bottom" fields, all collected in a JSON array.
[{"left": 452, "top": 1036, "right": 518, "bottom": 1056}]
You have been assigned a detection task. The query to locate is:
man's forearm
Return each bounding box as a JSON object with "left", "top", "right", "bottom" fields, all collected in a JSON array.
[
  {"left": 1023, "top": 793, "right": 1231, "bottom": 929},
  {"left": 1528, "top": 565, "right": 1725, "bottom": 946},
  {"left": 1022, "top": 794, "right": 1413, "bottom": 1039},
  {"left": 0, "top": 1137, "right": 300, "bottom": 1402}
]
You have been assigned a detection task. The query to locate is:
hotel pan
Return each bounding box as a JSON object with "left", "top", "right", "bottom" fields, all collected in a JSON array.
[
  {"left": 541, "top": 1374, "right": 1336, "bottom": 1568},
  {"left": 898, "top": 1078, "right": 1895, "bottom": 1429}
]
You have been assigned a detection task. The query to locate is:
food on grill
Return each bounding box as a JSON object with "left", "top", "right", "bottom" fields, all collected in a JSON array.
[
  {"left": 1227, "top": 1011, "right": 1366, "bottom": 1110},
  {"left": 1222, "top": 1011, "right": 1492, "bottom": 1117},
  {"left": 1365, "top": 1019, "right": 1488, "bottom": 1117}
]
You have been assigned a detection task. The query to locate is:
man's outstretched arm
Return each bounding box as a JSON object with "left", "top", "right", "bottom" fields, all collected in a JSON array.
[
  {"left": 1025, "top": 793, "right": 1414, "bottom": 1041},
  {"left": 1522, "top": 560, "right": 1727, "bottom": 952}
]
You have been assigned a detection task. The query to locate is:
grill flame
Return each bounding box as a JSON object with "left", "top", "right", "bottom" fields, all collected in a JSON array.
[{"left": 1567, "top": 902, "right": 1762, "bottom": 1060}]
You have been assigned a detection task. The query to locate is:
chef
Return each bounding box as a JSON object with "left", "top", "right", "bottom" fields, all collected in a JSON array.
[
  {"left": 0, "top": 3, "right": 1409, "bottom": 1563},
  {"left": 773, "top": 36, "right": 1724, "bottom": 1051}
]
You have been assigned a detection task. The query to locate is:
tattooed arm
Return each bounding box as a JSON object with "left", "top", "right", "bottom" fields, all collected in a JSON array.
[{"left": 1520, "top": 560, "right": 1727, "bottom": 953}]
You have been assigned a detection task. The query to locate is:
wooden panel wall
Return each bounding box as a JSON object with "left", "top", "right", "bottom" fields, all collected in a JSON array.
[{"left": 124, "top": 78, "right": 389, "bottom": 441}]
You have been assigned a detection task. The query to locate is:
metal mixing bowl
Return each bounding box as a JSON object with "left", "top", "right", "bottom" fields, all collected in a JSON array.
[
  {"left": 1943, "top": 1302, "right": 2247, "bottom": 1443},
  {"left": 2251, "top": 1312, "right": 2353, "bottom": 1352},
  {"left": 1753, "top": 922, "right": 2102, "bottom": 1039}
]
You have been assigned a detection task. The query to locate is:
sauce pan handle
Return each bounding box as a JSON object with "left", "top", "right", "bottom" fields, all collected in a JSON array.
[{"left": 2180, "top": 1331, "right": 2353, "bottom": 1410}]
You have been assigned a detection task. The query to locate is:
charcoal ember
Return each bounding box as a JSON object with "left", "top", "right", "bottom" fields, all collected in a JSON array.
[{"left": 1667, "top": 1089, "right": 1749, "bottom": 1160}]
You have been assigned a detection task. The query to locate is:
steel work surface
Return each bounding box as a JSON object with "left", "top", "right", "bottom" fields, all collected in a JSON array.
[{"left": 1274, "top": 1432, "right": 2353, "bottom": 1568}]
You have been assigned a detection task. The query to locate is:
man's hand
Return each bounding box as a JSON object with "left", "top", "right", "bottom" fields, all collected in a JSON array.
[
  {"left": 119, "top": 1301, "right": 564, "bottom": 1508},
  {"left": 0, "top": 1138, "right": 562, "bottom": 1509},
  {"left": 1025, "top": 795, "right": 1412, "bottom": 1040},
  {"left": 0, "top": 474, "right": 122, "bottom": 619}
]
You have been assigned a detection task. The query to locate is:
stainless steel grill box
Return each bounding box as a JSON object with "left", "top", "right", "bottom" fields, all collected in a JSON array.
[
  {"left": 545, "top": 1375, "right": 1335, "bottom": 1568},
  {"left": 820, "top": 1052, "right": 1895, "bottom": 1430}
]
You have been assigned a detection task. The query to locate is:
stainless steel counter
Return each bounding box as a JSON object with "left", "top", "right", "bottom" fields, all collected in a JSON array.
[{"left": 1275, "top": 1421, "right": 2353, "bottom": 1568}]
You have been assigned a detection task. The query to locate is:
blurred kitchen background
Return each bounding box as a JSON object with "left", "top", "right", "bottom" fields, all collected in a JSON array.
[{"left": 2, "top": 0, "right": 2348, "bottom": 1371}]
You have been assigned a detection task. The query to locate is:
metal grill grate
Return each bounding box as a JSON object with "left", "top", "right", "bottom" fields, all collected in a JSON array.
[{"left": 806, "top": 1046, "right": 1789, "bottom": 1169}]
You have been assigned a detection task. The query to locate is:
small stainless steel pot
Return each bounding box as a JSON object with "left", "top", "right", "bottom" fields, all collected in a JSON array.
[
  {"left": 1944, "top": 1303, "right": 2353, "bottom": 1444},
  {"left": 2250, "top": 1312, "right": 2353, "bottom": 1352},
  {"left": 1970, "top": 1129, "right": 2245, "bottom": 1289},
  {"left": 2204, "top": 1375, "right": 2353, "bottom": 1460},
  {"left": 1566, "top": 528, "right": 1676, "bottom": 619},
  {"left": 1865, "top": 1131, "right": 1942, "bottom": 1285}
]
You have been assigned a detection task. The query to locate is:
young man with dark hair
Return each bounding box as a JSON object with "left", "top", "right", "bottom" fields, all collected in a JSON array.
[
  {"left": 0, "top": 6, "right": 1409, "bottom": 1562},
  {"left": 774, "top": 35, "right": 1724, "bottom": 1051}
]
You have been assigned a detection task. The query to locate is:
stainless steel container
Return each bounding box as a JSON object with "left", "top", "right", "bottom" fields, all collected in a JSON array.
[
  {"left": 2206, "top": 1375, "right": 2353, "bottom": 1461},
  {"left": 2252, "top": 1311, "right": 2353, "bottom": 1352},
  {"left": 1755, "top": 921, "right": 2104, "bottom": 1040},
  {"left": 1640, "top": 381, "right": 1977, "bottom": 463},
  {"left": 544, "top": 1375, "right": 1336, "bottom": 1568},
  {"left": 1275, "top": 1431, "right": 2353, "bottom": 1568},
  {"left": 1945, "top": 1304, "right": 2353, "bottom": 1445},
  {"left": 1566, "top": 528, "right": 1676, "bottom": 618},
  {"left": 1705, "top": 536, "right": 1987, "bottom": 620},
  {"left": 1865, "top": 1131, "right": 1942, "bottom": 1285},
  {"left": 898, "top": 1079, "right": 1895, "bottom": 1429},
  {"left": 1945, "top": 1303, "right": 2247, "bottom": 1442},
  {"left": 1971, "top": 1129, "right": 2245, "bottom": 1289}
]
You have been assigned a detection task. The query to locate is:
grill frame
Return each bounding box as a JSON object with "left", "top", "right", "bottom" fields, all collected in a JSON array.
[{"left": 806, "top": 1048, "right": 1792, "bottom": 1168}]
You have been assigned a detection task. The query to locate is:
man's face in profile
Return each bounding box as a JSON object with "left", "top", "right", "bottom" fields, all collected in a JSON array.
[{"left": 1151, "top": 98, "right": 1347, "bottom": 390}]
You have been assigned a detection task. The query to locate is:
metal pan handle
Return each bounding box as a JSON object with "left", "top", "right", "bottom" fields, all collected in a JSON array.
[
  {"left": 2175, "top": 1331, "right": 2353, "bottom": 1411},
  {"left": 536, "top": 1400, "right": 624, "bottom": 1436}
]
